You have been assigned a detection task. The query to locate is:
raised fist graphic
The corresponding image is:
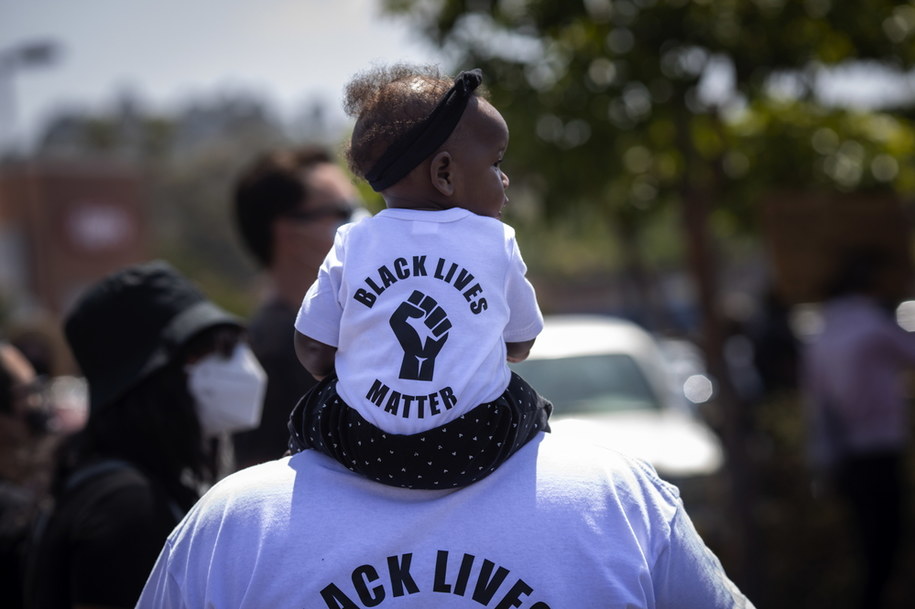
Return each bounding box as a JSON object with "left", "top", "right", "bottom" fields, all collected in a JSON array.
[{"left": 389, "top": 290, "right": 452, "bottom": 381}]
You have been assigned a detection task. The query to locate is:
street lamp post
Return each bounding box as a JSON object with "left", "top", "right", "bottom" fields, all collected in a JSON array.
[{"left": 0, "top": 40, "right": 60, "bottom": 156}]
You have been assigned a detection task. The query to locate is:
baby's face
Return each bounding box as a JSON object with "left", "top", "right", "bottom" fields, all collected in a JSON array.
[{"left": 448, "top": 99, "right": 510, "bottom": 219}]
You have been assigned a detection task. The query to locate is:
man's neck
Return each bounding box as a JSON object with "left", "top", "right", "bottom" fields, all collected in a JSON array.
[{"left": 267, "top": 263, "right": 316, "bottom": 310}]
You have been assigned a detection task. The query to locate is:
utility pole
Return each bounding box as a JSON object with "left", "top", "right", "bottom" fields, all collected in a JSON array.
[{"left": 0, "top": 40, "right": 60, "bottom": 155}]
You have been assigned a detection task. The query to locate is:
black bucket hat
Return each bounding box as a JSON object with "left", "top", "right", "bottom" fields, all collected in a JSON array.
[{"left": 64, "top": 260, "right": 242, "bottom": 412}]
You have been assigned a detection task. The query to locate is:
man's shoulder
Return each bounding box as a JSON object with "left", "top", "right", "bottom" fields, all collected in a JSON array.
[
  {"left": 182, "top": 438, "right": 679, "bottom": 526},
  {"left": 534, "top": 432, "right": 679, "bottom": 493},
  {"left": 508, "top": 434, "right": 683, "bottom": 544},
  {"left": 182, "top": 459, "right": 294, "bottom": 519}
]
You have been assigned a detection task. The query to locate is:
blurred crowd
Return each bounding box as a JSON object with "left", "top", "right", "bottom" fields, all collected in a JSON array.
[
  {"left": 0, "top": 143, "right": 367, "bottom": 609},
  {"left": 1, "top": 139, "right": 914, "bottom": 609}
]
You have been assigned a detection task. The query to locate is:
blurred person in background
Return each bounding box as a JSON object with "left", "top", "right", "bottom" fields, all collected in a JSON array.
[
  {"left": 746, "top": 287, "right": 799, "bottom": 399},
  {"left": 23, "top": 261, "right": 266, "bottom": 609},
  {"left": 1, "top": 341, "right": 55, "bottom": 609},
  {"left": 231, "top": 146, "right": 365, "bottom": 469},
  {"left": 801, "top": 249, "right": 915, "bottom": 609}
]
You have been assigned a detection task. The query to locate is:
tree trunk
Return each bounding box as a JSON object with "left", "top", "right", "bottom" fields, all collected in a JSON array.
[
  {"left": 613, "top": 215, "right": 667, "bottom": 331},
  {"left": 676, "top": 106, "right": 760, "bottom": 596}
]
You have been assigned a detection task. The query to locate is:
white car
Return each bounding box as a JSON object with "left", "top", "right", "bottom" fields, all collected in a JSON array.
[{"left": 510, "top": 315, "right": 724, "bottom": 479}]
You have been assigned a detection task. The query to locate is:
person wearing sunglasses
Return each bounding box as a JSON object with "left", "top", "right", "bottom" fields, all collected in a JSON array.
[{"left": 231, "top": 147, "right": 367, "bottom": 470}]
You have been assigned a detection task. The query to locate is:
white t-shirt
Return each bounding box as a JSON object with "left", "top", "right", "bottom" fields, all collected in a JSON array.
[
  {"left": 136, "top": 432, "right": 754, "bottom": 609},
  {"left": 295, "top": 207, "right": 543, "bottom": 434}
]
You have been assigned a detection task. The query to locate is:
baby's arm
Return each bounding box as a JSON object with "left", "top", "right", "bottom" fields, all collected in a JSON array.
[
  {"left": 506, "top": 338, "right": 536, "bottom": 363},
  {"left": 294, "top": 330, "right": 337, "bottom": 380}
]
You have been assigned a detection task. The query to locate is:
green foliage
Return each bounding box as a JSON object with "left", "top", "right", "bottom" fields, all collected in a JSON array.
[
  {"left": 732, "top": 99, "right": 915, "bottom": 192},
  {"left": 381, "top": 0, "right": 915, "bottom": 277}
]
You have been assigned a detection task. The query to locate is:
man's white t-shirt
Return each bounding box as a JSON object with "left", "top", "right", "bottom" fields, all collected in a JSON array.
[
  {"left": 295, "top": 207, "right": 543, "bottom": 435},
  {"left": 136, "top": 433, "right": 753, "bottom": 609}
]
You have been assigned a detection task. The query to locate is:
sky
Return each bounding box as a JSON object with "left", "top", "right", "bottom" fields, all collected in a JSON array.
[
  {"left": 0, "top": 0, "right": 446, "bottom": 151},
  {"left": 3, "top": 0, "right": 914, "bottom": 154}
]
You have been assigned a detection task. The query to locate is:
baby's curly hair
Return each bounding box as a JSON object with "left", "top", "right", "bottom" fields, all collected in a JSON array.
[{"left": 344, "top": 63, "right": 483, "bottom": 180}]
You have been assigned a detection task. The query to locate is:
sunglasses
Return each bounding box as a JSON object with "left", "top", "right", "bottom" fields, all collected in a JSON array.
[{"left": 283, "top": 202, "right": 361, "bottom": 224}]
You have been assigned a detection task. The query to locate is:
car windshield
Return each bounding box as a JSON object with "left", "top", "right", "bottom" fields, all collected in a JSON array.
[{"left": 511, "top": 353, "right": 662, "bottom": 415}]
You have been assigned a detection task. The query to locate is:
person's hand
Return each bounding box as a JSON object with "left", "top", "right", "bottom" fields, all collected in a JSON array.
[{"left": 389, "top": 290, "right": 451, "bottom": 381}]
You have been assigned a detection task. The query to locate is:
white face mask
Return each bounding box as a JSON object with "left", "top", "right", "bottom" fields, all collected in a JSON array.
[{"left": 186, "top": 343, "right": 267, "bottom": 437}]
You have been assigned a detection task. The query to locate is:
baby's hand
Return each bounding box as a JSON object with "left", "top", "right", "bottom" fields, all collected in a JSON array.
[{"left": 506, "top": 338, "right": 535, "bottom": 363}]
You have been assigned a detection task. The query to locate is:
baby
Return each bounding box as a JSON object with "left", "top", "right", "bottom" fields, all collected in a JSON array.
[{"left": 289, "top": 64, "right": 551, "bottom": 488}]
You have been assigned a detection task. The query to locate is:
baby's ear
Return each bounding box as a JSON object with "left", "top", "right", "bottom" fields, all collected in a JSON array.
[{"left": 430, "top": 151, "right": 454, "bottom": 196}]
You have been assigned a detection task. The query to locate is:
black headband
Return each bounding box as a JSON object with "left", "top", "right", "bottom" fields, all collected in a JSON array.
[{"left": 365, "top": 68, "right": 483, "bottom": 192}]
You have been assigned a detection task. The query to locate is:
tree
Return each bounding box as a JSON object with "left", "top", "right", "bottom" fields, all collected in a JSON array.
[
  {"left": 381, "top": 0, "right": 915, "bottom": 592},
  {"left": 381, "top": 0, "right": 915, "bottom": 265}
]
